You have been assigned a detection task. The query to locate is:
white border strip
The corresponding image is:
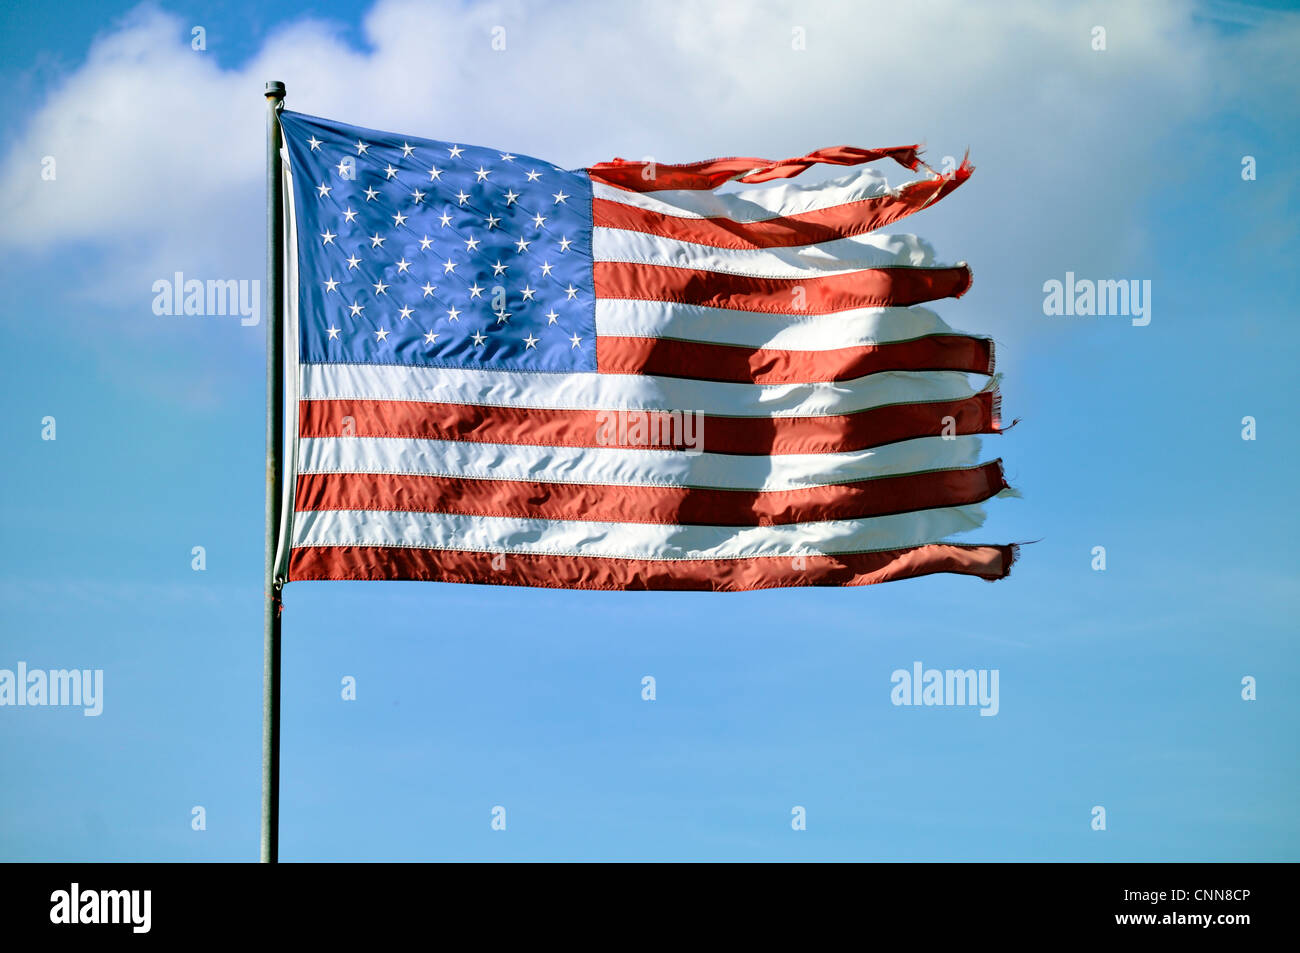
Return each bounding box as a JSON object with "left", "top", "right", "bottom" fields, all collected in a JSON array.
[{"left": 273, "top": 131, "right": 300, "bottom": 582}]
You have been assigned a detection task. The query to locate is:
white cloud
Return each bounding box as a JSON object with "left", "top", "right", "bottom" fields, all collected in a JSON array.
[{"left": 0, "top": 0, "right": 1296, "bottom": 338}]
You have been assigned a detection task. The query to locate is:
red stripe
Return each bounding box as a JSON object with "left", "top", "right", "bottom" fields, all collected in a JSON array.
[
  {"left": 299, "top": 392, "right": 1001, "bottom": 455},
  {"left": 586, "top": 145, "right": 924, "bottom": 192},
  {"left": 596, "top": 333, "right": 993, "bottom": 383},
  {"left": 289, "top": 542, "right": 1016, "bottom": 590},
  {"left": 294, "top": 461, "right": 1007, "bottom": 527},
  {"left": 591, "top": 160, "right": 972, "bottom": 250},
  {"left": 593, "top": 261, "right": 972, "bottom": 313}
]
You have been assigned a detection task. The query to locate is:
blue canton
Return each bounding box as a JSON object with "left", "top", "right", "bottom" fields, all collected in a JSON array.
[{"left": 280, "top": 110, "right": 595, "bottom": 372}]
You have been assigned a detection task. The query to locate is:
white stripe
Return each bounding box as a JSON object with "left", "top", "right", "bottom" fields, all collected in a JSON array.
[
  {"left": 592, "top": 165, "right": 908, "bottom": 222},
  {"left": 594, "top": 227, "right": 938, "bottom": 277},
  {"left": 594, "top": 300, "right": 966, "bottom": 350},
  {"left": 291, "top": 503, "right": 989, "bottom": 559},
  {"left": 301, "top": 362, "right": 990, "bottom": 418},
  {"left": 298, "top": 434, "right": 990, "bottom": 492}
]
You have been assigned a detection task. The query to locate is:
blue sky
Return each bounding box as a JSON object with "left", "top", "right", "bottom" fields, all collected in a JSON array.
[{"left": 0, "top": 0, "right": 1297, "bottom": 860}]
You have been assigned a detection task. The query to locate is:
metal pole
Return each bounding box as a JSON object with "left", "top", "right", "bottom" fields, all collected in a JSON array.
[{"left": 262, "top": 79, "right": 286, "bottom": 864}]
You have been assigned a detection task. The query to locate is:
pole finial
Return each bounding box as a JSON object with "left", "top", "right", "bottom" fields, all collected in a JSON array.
[{"left": 264, "top": 80, "right": 286, "bottom": 100}]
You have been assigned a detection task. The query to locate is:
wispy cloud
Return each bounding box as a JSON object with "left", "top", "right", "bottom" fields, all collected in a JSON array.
[{"left": 3, "top": 1, "right": 1296, "bottom": 282}]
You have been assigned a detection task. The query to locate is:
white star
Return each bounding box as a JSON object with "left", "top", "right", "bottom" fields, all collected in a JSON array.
[
  {"left": 520, "top": 285, "right": 536, "bottom": 301},
  {"left": 569, "top": 334, "right": 582, "bottom": 348},
  {"left": 364, "top": 186, "right": 379, "bottom": 201},
  {"left": 317, "top": 182, "right": 331, "bottom": 198},
  {"left": 443, "top": 258, "right": 457, "bottom": 274},
  {"left": 346, "top": 254, "right": 362, "bottom": 270},
  {"left": 396, "top": 258, "right": 411, "bottom": 273},
  {"left": 423, "top": 330, "right": 439, "bottom": 344},
  {"left": 427, "top": 165, "right": 442, "bottom": 181},
  {"left": 532, "top": 213, "right": 546, "bottom": 228},
  {"left": 484, "top": 213, "right": 501, "bottom": 229},
  {"left": 448, "top": 145, "right": 464, "bottom": 158},
  {"left": 401, "top": 142, "right": 415, "bottom": 157},
  {"left": 355, "top": 140, "right": 369, "bottom": 155},
  {"left": 411, "top": 188, "right": 426, "bottom": 204},
  {"left": 515, "top": 237, "right": 531, "bottom": 253},
  {"left": 419, "top": 235, "right": 434, "bottom": 251},
  {"left": 370, "top": 233, "right": 386, "bottom": 248},
  {"left": 343, "top": 207, "right": 358, "bottom": 223},
  {"left": 475, "top": 166, "right": 492, "bottom": 182},
  {"left": 421, "top": 282, "right": 436, "bottom": 297},
  {"left": 323, "top": 277, "right": 339, "bottom": 292},
  {"left": 472, "top": 331, "right": 487, "bottom": 346},
  {"left": 455, "top": 190, "right": 471, "bottom": 205},
  {"left": 558, "top": 236, "right": 572, "bottom": 252},
  {"left": 335, "top": 159, "right": 350, "bottom": 176},
  {"left": 326, "top": 325, "right": 340, "bottom": 339},
  {"left": 503, "top": 189, "right": 519, "bottom": 205},
  {"left": 552, "top": 190, "right": 569, "bottom": 204},
  {"left": 320, "top": 229, "right": 336, "bottom": 245},
  {"left": 349, "top": 301, "right": 364, "bottom": 316},
  {"left": 375, "top": 327, "right": 389, "bottom": 341},
  {"left": 439, "top": 210, "right": 453, "bottom": 227},
  {"left": 392, "top": 211, "right": 408, "bottom": 226},
  {"left": 545, "top": 310, "right": 559, "bottom": 325},
  {"left": 464, "top": 236, "right": 480, "bottom": 252},
  {"left": 523, "top": 333, "right": 538, "bottom": 348},
  {"left": 500, "top": 153, "right": 516, "bottom": 162},
  {"left": 495, "top": 310, "right": 511, "bottom": 324},
  {"left": 468, "top": 283, "right": 484, "bottom": 299},
  {"left": 373, "top": 279, "right": 388, "bottom": 295},
  {"left": 398, "top": 305, "right": 414, "bottom": 320},
  {"left": 447, "top": 306, "right": 461, "bottom": 321},
  {"left": 565, "top": 284, "right": 578, "bottom": 299},
  {"left": 491, "top": 260, "right": 508, "bottom": 276},
  {"left": 525, "top": 169, "right": 541, "bottom": 182},
  {"left": 384, "top": 164, "right": 398, "bottom": 179},
  {"left": 539, "top": 261, "right": 554, "bottom": 277},
  {"left": 308, "top": 136, "right": 322, "bottom": 151}
]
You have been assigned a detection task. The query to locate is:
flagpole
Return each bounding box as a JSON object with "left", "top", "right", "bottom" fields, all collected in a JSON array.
[{"left": 262, "top": 79, "right": 286, "bottom": 864}]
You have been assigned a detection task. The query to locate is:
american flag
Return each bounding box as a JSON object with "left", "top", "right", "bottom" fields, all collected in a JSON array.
[{"left": 276, "top": 110, "right": 1016, "bottom": 591}]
